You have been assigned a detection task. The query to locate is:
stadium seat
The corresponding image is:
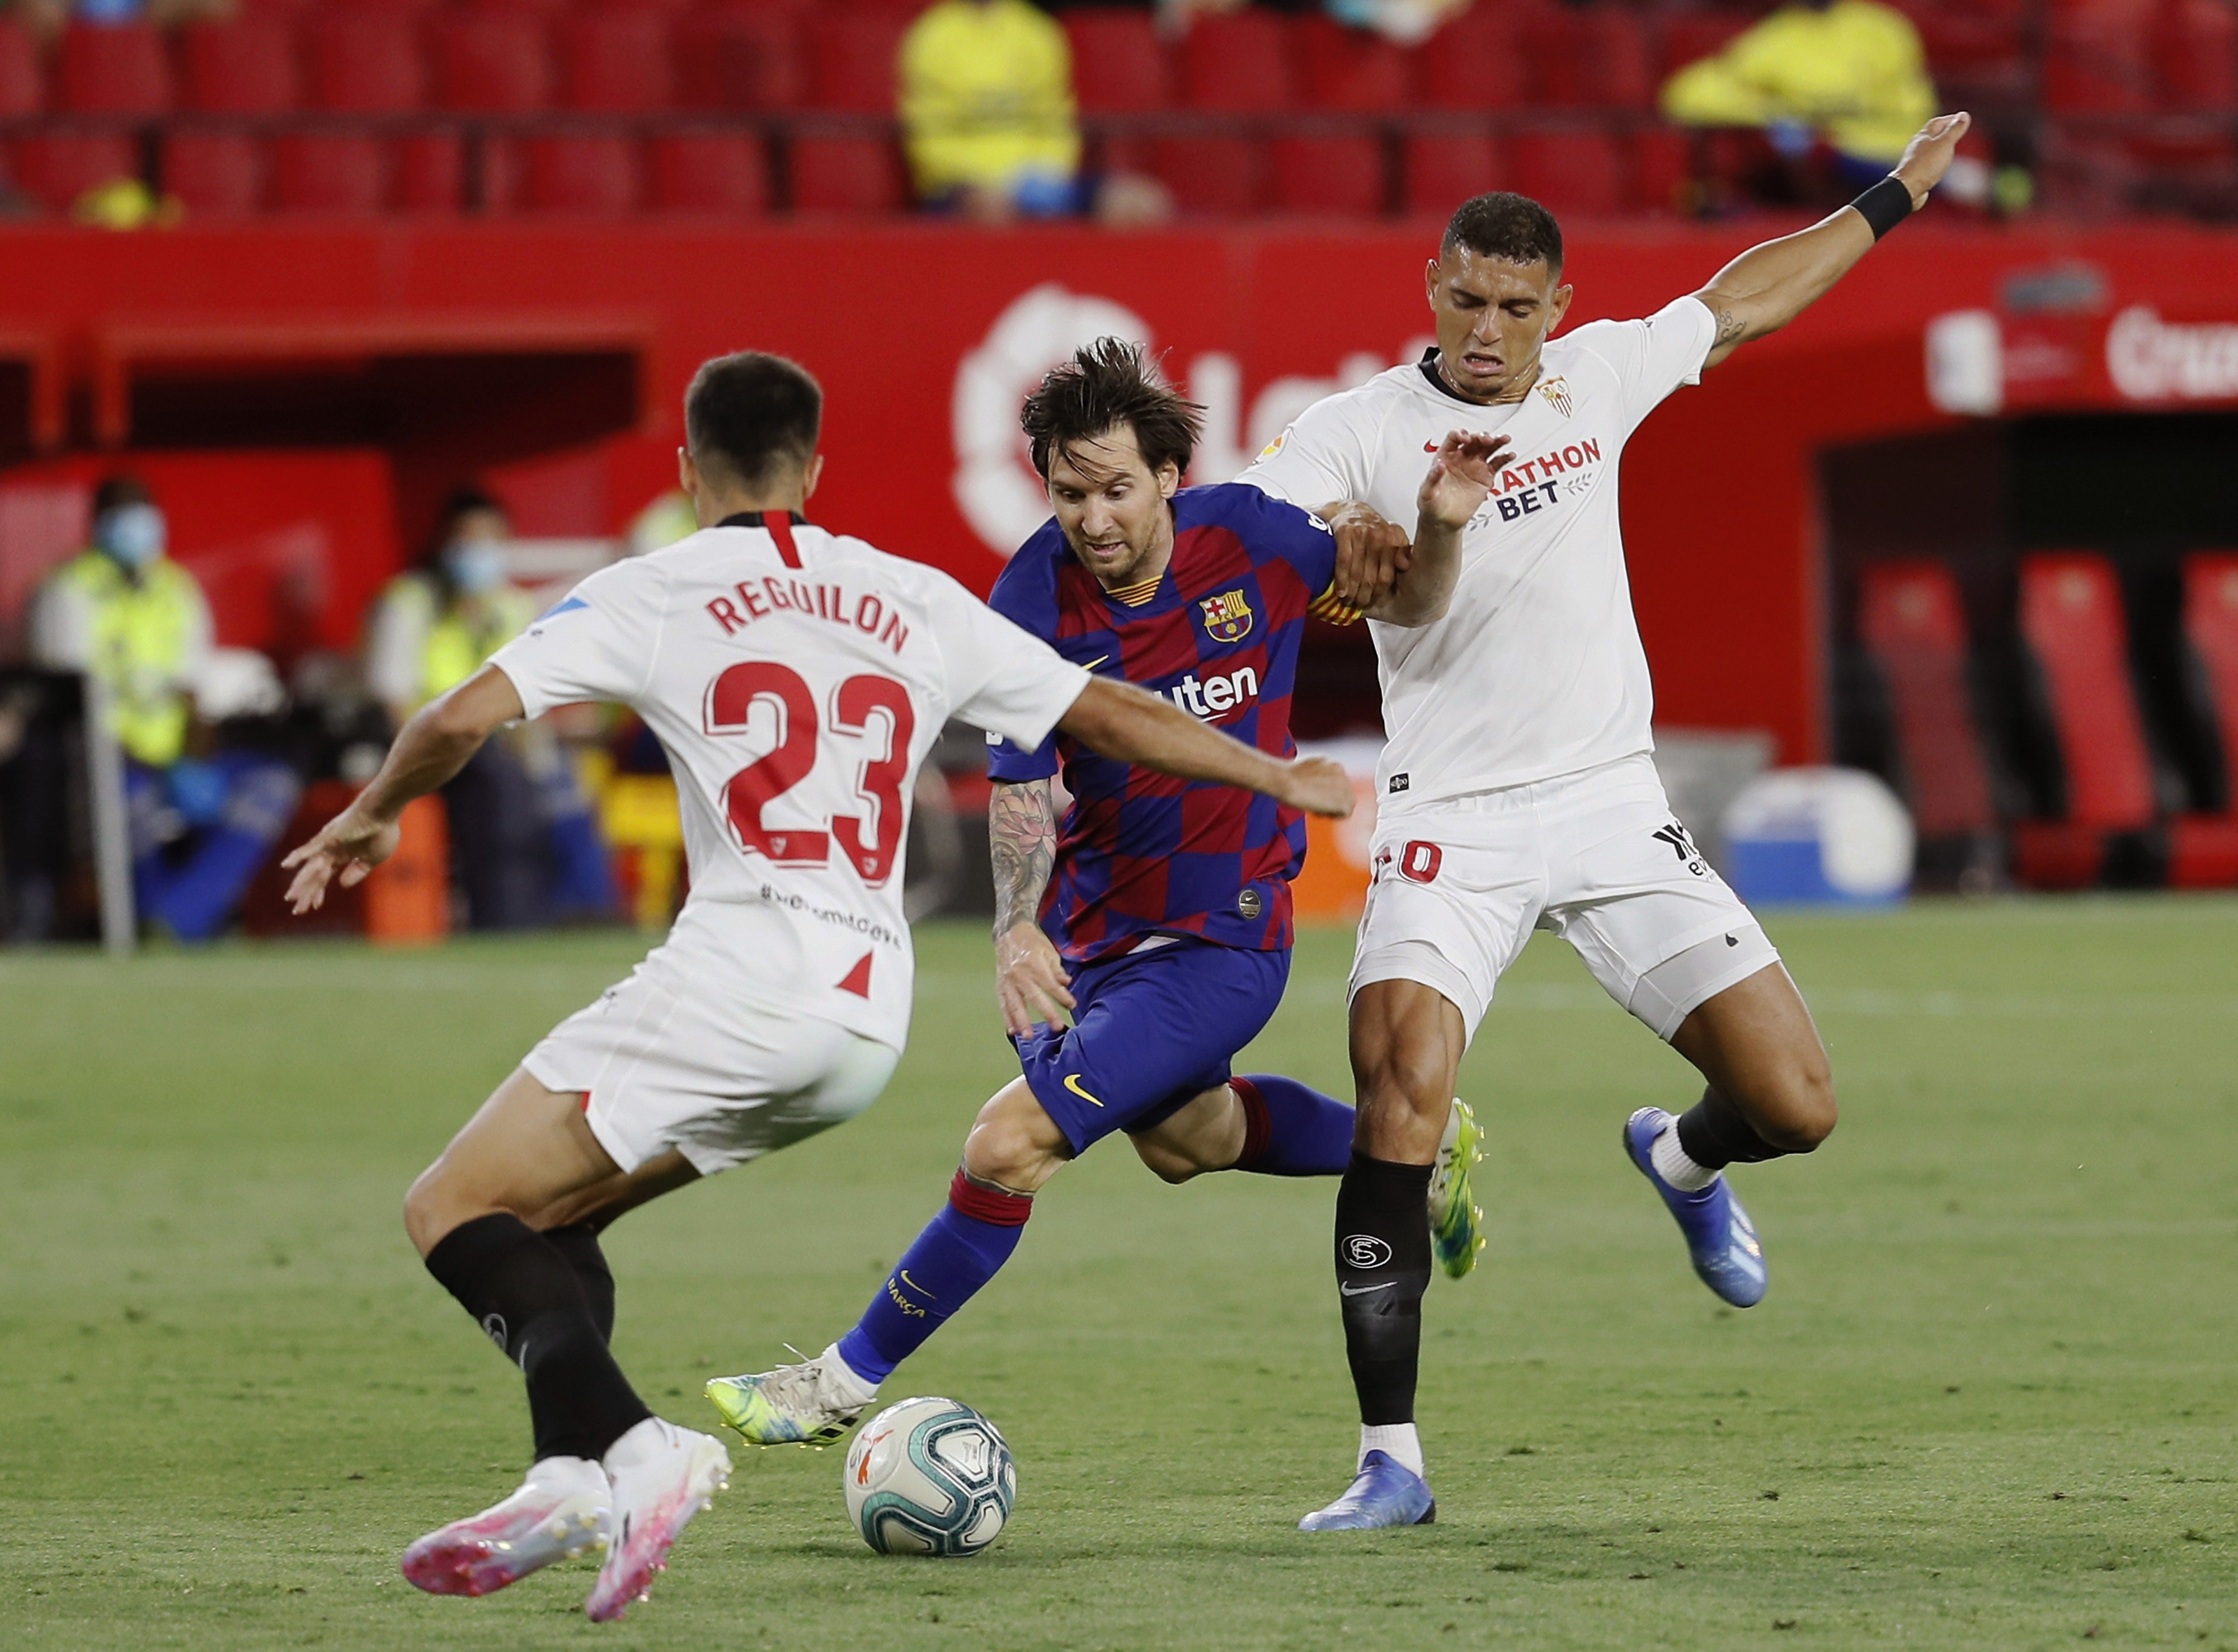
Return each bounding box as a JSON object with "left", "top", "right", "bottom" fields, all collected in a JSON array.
[
  {"left": 177, "top": 18, "right": 300, "bottom": 114},
  {"left": 1178, "top": 10, "right": 1292, "bottom": 112},
  {"left": 271, "top": 131, "right": 386, "bottom": 214},
  {"left": 581, "top": 0, "right": 696, "bottom": 12},
  {"left": 1508, "top": 128, "right": 1627, "bottom": 215},
  {"left": 1402, "top": 129, "right": 1502, "bottom": 216},
  {"left": 2155, "top": 0, "right": 2238, "bottom": 111},
  {"left": 2043, "top": 0, "right": 2156, "bottom": 113},
  {"left": 1657, "top": 12, "right": 1757, "bottom": 79},
  {"left": 0, "top": 18, "right": 41, "bottom": 118},
  {"left": 674, "top": 7, "right": 805, "bottom": 112},
  {"left": 1271, "top": 131, "right": 1384, "bottom": 215},
  {"left": 393, "top": 130, "right": 463, "bottom": 213},
  {"left": 1856, "top": 559, "right": 1999, "bottom": 844},
  {"left": 56, "top": 22, "right": 172, "bottom": 116},
  {"left": 1296, "top": 15, "right": 1409, "bottom": 114},
  {"left": 306, "top": 13, "right": 426, "bottom": 112},
  {"left": 806, "top": 10, "right": 908, "bottom": 114},
  {"left": 646, "top": 130, "right": 769, "bottom": 214},
  {"left": 1151, "top": 131, "right": 1263, "bottom": 215},
  {"left": 2165, "top": 552, "right": 2238, "bottom": 886},
  {"left": 11, "top": 133, "right": 139, "bottom": 213},
  {"left": 1064, "top": 10, "right": 1169, "bottom": 114},
  {"left": 1629, "top": 126, "right": 1690, "bottom": 215},
  {"left": 1524, "top": 9, "right": 1653, "bottom": 110},
  {"left": 514, "top": 134, "right": 640, "bottom": 214},
  {"left": 164, "top": 131, "right": 266, "bottom": 218},
  {"left": 788, "top": 132, "right": 906, "bottom": 212},
  {"left": 1408, "top": 7, "right": 1527, "bottom": 112},
  {"left": 557, "top": 12, "right": 674, "bottom": 111},
  {"left": 431, "top": 12, "right": 553, "bottom": 112}
]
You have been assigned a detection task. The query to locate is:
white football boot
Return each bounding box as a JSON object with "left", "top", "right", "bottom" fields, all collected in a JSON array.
[
  {"left": 583, "top": 1418, "right": 732, "bottom": 1623},
  {"left": 399, "top": 1455, "right": 612, "bottom": 1597},
  {"left": 706, "top": 1342, "right": 880, "bottom": 1447}
]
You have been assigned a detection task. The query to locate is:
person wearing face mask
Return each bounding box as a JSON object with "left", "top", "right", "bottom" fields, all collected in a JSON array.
[{"left": 26, "top": 474, "right": 300, "bottom": 940}]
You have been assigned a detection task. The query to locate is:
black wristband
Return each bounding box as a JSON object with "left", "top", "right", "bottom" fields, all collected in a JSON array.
[{"left": 1850, "top": 174, "right": 1915, "bottom": 241}]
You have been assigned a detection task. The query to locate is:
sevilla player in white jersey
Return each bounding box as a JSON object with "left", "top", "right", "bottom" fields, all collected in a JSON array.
[
  {"left": 281, "top": 351, "right": 1352, "bottom": 1616},
  {"left": 1242, "top": 115, "right": 1974, "bottom": 1528}
]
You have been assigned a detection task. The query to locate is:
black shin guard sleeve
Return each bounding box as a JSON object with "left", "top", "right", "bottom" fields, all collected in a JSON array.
[
  {"left": 424, "top": 1213, "right": 652, "bottom": 1464},
  {"left": 1333, "top": 1152, "right": 1435, "bottom": 1428},
  {"left": 1674, "top": 1086, "right": 1789, "bottom": 1170},
  {"left": 540, "top": 1222, "right": 616, "bottom": 1345}
]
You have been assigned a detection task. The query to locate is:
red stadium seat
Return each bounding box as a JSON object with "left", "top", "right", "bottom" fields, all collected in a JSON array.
[
  {"left": 1508, "top": 128, "right": 1626, "bottom": 215},
  {"left": 581, "top": 0, "right": 697, "bottom": 12},
  {"left": 165, "top": 131, "right": 266, "bottom": 218},
  {"left": 1856, "top": 560, "right": 1998, "bottom": 841},
  {"left": 0, "top": 18, "right": 41, "bottom": 118},
  {"left": 177, "top": 18, "right": 300, "bottom": 114},
  {"left": 675, "top": 7, "right": 803, "bottom": 112},
  {"left": 11, "top": 133, "right": 139, "bottom": 213},
  {"left": 514, "top": 134, "right": 639, "bottom": 214},
  {"left": 1178, "top": 10, "right": 1292, "bottom": 113},
  {"left": 1408, "top": 9, "right": 1527, "bottom": 112},
  {"left": 1657, "top": 12, "right": 1756, "bottom": 78},
  {"left": 2165, "top": 552, "right": 2238, "bottom": 886},
  {"left": 2043, "top": 0, "right": 2156, "bottom": 113},
  {"left": 1296, "top": 15, "right": 1408, "bottom": 114},
  {"left": 2155, "top": 0, "right": 2238, "bottom": 111},
  {"left": 431, "top": 12, "right": 553, "bottom": 112},
  {"left": 57, "top": 22, "right": 172, "bottom": 116},
  {"left": 806, "top": 10, "right": 908, "bottom": 114},
  {"left": 2016, "top": 552, "right": 2156, "bottom": 832},
  {"left": 1524, "top": 8, "right": 1652, "bottom": 109},
  {"left": 271, "top": 131, "right": 385, "bottom": 213},
  {"left": 1629, "top": 126, "right": 1689, "bottom": 214},
  {"left": 393, "top": 130, "right": 462, "bottom": 213},
  {"left": 788, "top": 132, "right": 905, "bottom": 212},
  {"left": 1064, "top": 10, "right": 1169, "bottom": 114},
  {"left": 647, "top": 130, "right": 770, "bottom": 214},
  {"left": 1271, "top": 131, "right": 1384, "bottom": 215},
  {"left": 1402, "top": 129, "right": 1502, "bottom": 216},
  {"left": 306, "top": 13, "right": 425, "bottom": 112},
  {"left": 557, "top": 12, "right": 674, "bottom": 111},
  {"left": 1151, "top": 131, "right": 1263, "bottom": 215}
]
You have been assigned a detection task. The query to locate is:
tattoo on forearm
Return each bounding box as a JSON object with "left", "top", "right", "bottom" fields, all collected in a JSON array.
[
  {"left": 1714, "top": 307, "right": 1747, "bottom": 346},
  {"left": 989, "top": 779, "right": 1057, "bottom": 935}
]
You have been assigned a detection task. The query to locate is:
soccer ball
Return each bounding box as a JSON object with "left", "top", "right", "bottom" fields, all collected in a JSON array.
[{"left": 842, "top": 1396, "right": 1015, "bottom": 1556}]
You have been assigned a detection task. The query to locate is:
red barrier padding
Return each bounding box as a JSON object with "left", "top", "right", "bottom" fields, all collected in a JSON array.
[{"left": 2168, "top": 815, "right": 2238, "bottom": 887}]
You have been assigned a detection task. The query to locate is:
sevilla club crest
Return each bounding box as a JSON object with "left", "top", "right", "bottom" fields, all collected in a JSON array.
[
  {"left": 1198, "top": 588, "right": 1254, "bottom": 643},
  {"left": 1536, "top": 374, "right": 1574, "bottom": 417}
]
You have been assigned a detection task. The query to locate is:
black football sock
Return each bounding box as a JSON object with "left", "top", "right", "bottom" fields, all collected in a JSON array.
[
  {"left": 1673, "top": 1085, "right": 1794, "bottom": 1170},
  {"left": 1334, "top": 1151, "right": 1435, "bottom": 1427},
  {"left": 423, "top": 1212, "right": 652, "bottom": 1465},
  {"left": 541, "top": 1222, "right": 616, "bottom": 1344}
]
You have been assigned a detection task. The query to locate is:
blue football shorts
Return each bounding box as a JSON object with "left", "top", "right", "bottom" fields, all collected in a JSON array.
[{"left": 1013, "top": 936, "right": 1291, "bottom": 1156}]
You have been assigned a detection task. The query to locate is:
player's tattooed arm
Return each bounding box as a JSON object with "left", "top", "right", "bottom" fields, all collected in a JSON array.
[{"left": 990, "top": 779, "right": 1074, "bottom": 1035}]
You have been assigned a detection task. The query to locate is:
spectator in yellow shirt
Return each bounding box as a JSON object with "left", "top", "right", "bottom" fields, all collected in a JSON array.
[
  {"left": 900, "top": 0, "right": 1084, "bottom": 219},
  {"left": 1662, "top": 0, "right": 1936, "bottom": 189}
]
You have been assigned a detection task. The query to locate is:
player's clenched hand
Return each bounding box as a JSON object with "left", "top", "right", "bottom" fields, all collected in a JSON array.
[
  {"left": 1893, "top": 111, "right": 1971, "bottom": 209},
  {"left": 1323, "top": 502, "right": 1412, "bottom": 613},
  {"left": 1280, "top": 755, "right": 1356, "bottom": 820},
  {"left": 280, "top": 803, "right": 401, "bottom": 914},
  {"left": 995, "top": 921, "right": 1075, "bottom": 1037},
  {"left": 1417, "top": 430, "right": 1510, "bottom": 532}
]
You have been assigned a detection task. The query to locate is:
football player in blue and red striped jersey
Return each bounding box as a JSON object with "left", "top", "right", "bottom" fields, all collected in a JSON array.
[{"left": 706, "top": 341, "right": 1508, "bottom": 1445}]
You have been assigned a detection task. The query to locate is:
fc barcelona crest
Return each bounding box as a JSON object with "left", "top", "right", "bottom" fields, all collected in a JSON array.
[
  {"left": 1198, "top": 589, "right": 1255, "bottom": 643},
  {"left": 1536, "top": 374, "right": 1574, "bottom": 417}
]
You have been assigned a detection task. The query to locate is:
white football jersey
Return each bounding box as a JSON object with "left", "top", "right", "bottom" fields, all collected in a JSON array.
[
  {"left": 491, "top": 514, "right": 1090, "bottom": 1049},
  {"left": 1242, "top": 295, "right": 1717, "bottom": 806}
]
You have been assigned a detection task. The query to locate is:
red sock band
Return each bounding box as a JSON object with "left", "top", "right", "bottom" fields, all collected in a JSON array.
[
  {"left": 1230, "top": 1076, "right": 1272, "bottom": 1171},
  {"left": 948, "top": 1168, "right": 1033, "bottom": 1227}
]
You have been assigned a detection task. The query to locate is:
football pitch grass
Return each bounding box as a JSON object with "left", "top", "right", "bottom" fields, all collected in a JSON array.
[{"left": 3, "top": 901, "right": 2235, "bottom": 1650}]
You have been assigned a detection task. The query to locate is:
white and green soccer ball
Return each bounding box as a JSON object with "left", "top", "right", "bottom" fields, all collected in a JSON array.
[{"left": 842, "top": 1396, "right": 1015, "bottom": 1556}]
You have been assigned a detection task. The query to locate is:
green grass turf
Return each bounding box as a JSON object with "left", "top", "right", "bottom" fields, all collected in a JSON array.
[{"left": 3, "top": 900, "right": 2236, "bottom": 1650}]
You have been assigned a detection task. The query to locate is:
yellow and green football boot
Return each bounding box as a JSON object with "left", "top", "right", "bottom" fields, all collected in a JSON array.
[
  {"left": 1428, "top": 1098, "right": 1485, "bottom": 1280},
  {"left": 705, "top": 1350, "right": 872, "bottom": 1448}
]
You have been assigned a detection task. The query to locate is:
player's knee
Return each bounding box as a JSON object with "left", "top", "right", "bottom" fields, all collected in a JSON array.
[
  {"left": 1353, "top": 1042, "right": 1452, "bottom": 1126},
  {"left": 961, "top": 1086, "right": 1068, "bottom": 1193},
  {"left": 1130, "top": 1135, "right": 1201, "bottom": 1185},
  {"left": 1760, "top": 1052, "right": 1837, "bottom": 1153},
  {"left": 401, "top": 1166, "right": 457, "bottom": 1258}
]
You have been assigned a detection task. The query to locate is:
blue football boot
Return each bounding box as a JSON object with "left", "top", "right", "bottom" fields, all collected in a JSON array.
[
  {"left": 1297, "top": 1451, "right": 1436, "bottom": 1531},
  {"left": 1623, "top": 1107, "right": 1767, "bottom": 1309}
]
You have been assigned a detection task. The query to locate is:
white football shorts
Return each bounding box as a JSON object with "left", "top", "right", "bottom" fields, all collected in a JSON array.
[
  {"left": 523, "top": 949, "right": 900, "bottom": 1176},
  {"left": 1351, "top": 753, "right": 1780, "bottom": 1043}
]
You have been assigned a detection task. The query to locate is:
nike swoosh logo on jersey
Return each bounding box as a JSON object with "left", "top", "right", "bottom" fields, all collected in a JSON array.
[
  {"left": 1083, "top": 655, "right": 1111, "bottom": 670},
  {"left": 1062, "top": 1074, "right": 1104, "bottom": 1107},
  {"left": 1339, "top": 1281, "right": 1397, "bottom": 1296}
]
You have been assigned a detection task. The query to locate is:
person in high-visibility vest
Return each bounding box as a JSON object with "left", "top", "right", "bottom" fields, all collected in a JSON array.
[
  {"left": 27, "top": 474, "right": 300, "bottom": 940},
  {"left": 365, "top": 488, "right": 612, "bottom": 929}
]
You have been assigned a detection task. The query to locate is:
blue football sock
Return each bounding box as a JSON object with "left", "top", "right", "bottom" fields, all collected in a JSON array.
[
  {"left": 1231, "top": 1074, "right": 1356, "bottom": 1176},
  {"left": 837, "top": 1171, "right": 1031, "bottom": 1386}
]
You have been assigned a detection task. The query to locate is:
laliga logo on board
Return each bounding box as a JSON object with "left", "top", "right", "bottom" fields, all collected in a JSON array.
[{"left": 952, "top": 284, "right": 1427, "bottom": 557}]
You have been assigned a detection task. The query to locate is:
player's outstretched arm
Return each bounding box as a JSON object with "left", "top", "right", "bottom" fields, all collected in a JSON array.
[
  {"left": 989, "top": 779, "right": 1075, "bottom": 1036},
  {"left": 280, "top": 663, "right": 524, "bottom": 913},
  {"left": 1057, "top": 677, "right": 1354, "bottom": 819},
  {"left": 1693, "top": 112, "right": 1970, "bottom": 371},
  {"left": 1371, "top": 431, "right": 1510, "bottom": 628}
]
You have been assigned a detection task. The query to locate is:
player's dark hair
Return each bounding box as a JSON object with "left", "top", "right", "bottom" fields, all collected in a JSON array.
[
  {"left": 1021, "top": 337, "right": 1203, "bottom": 480},
  {"left": 91, "top": 474, "right": 153, "bottom": 516},
  {"left": 685, "top": 350, "right": 824, "bottom": 490},
  {"left": 1442, "top": 191, "right": 1564, "bottom": 274}
]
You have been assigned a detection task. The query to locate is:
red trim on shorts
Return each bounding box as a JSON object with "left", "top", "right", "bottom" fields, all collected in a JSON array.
[
  {"left": 947, "top": 1168, "right": 1033, "bottom": 1227},
  {"left": 578, "top": 1091, "right": 591, "bottom": 1114},
  {"left": 768, "top": 515, "right": 803, "bottom": 569},
  {"left": 1229, "top": 1075, "right": 1271, "bottom": 1171}
]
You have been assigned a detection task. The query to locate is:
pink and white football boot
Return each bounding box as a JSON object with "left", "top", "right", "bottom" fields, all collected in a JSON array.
[
  {"left": 399, "top": 1455, "right": 612, "bottom": 1597},
  {"left": 583, "top": 1418, "right": 732, "bottom": 1622}
]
